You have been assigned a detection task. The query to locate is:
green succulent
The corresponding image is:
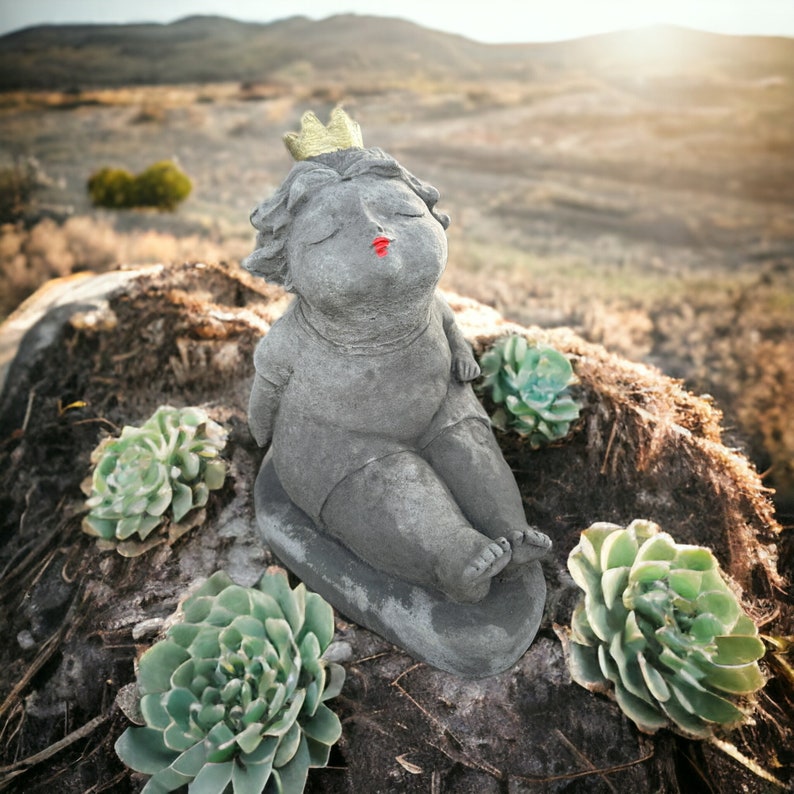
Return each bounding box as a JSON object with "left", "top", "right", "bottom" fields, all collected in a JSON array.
[
  {"left": 83, "top": 405, "right": 227, "bottom": 543},
  {"left": 115, "top": 570, "right": 345, "bottom": 794},
  {"left": 479, "top": 335, "right": 581, "bottom": 448},
  {"left": 566, "top": 519, "right": 766, "bottom": 738}
]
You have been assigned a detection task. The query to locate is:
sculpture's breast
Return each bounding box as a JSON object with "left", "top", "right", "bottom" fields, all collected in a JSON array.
[{"left": 279, "top": 317, "right": 451, "bottom": 441}]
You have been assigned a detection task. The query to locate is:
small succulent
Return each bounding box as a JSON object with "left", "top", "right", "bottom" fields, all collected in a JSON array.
[
  {"left": 566, "top": 519, "right": 766, "bottom": 738},
  {"left": 82, "top": 405, "right": 227, "bottom": 543},
  {"left": 115, "top": 570, "right": 345, "bottom": 794},
  {"left": 479, "top": 335, "right": 581, "bottom": 448}
]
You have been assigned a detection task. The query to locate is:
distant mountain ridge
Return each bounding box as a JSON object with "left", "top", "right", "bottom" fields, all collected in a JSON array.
[{"left": 0, "top": 13, "right": 792, "bottom": 91}]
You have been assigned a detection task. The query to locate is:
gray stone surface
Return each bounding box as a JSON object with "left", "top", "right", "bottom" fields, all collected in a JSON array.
[{"left": 0, "top": 267, "right": 161, "bottom": 395}]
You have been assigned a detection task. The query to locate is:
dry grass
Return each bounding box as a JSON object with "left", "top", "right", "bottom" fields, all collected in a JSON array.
[{"left": 0, "top": 217, "right": 251, "bottom": 318}]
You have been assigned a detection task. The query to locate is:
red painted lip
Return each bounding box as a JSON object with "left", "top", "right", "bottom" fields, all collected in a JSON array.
[{"left": 372, "top": 236, "right": 391, "bottom": 258}]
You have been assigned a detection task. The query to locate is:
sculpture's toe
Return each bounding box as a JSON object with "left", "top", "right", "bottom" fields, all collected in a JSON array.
[
  {"left": 462, "top": 540, "right": 512, "bottom": 582},
  {"left": 509, "top": 528, "right": 552, "bottom": 564}
]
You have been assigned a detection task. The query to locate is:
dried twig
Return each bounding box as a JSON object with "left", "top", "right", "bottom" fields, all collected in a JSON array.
[
  {"left": 600, "top": 416, "right": 619, "bottom": 475},
  {"left": 390, "top": 662, "right": 423, "bottom": 685},
  {"left": 341, "top": 713, "right": 397, "bottom": 741},
  {"left": 0, "top": 711, "right": 111, "bottom": 790},
  {"left": 82, "top": 769, "right": 127, "bottom": 794},
  {"left": 0, "top": 486, "right": 38, "bottom": 585},
  {"left": 0, "top": 703, "right": 24, "bottom": 759},
  {"left": 20, "top": 388, "right": 36, "bottom": 435},
  {"left": 71, "top": 416, "right": 121, "bottom": 431},
  {"left": 388, "top": 663, "right": 659, "bottom": 788},
  {"left": 554, "top": 729, "right": 617, "bottom": 793},
  {"left": 0, "top": 630, "right": 63, "bottom": 722},
  {"left": 390, "top": 664, "right": 503, "bottom": 780},
  {"left": 709, "top": 737, "right": 787, "bottom": 790},
  {"left": 424, "top": 735, "right": 503, "bottom": 781},
  {"left": 511, "top": 747, "right": 655, "bottom": 785},
  {"left": 351, "top": 651, "right": 390, "bottom": 665},
  {"left": 0, "top": 584, "right": 89, "bottom": 721}
]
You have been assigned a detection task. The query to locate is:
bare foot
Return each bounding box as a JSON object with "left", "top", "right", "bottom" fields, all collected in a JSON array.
[
  {"left": 438, "top": 537, "right": 512, "bottom": 603},
  {"left": 507, "top": 528, "right": 552, "bottom": 564}
]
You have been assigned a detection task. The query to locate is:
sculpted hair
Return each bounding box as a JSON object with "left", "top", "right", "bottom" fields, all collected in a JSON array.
[{"left": 243, "top": 147, "right": 450, "bottom": 290}]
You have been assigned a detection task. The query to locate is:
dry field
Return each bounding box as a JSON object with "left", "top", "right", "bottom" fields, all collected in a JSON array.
[{"left": 1, "top": 73, "right": 793, "bottom": 506}]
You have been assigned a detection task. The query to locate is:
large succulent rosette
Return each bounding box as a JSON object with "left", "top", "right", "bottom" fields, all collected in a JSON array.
[
  {"left": 566, "top": 519, "right": 765, "bottom": 738},
  {"left": 479, "top": 335, "right": 581, "bottom": 448},
  {"left": 115, "top": 570, "right": 345, "bottom": 794},
  {"left": 83, "top": 405, "right": 227, "bottom": 542}
]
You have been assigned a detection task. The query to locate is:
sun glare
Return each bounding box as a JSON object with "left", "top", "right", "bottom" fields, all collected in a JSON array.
[{"left": 434, "top": 0, "right": 786, "bottom": 42}]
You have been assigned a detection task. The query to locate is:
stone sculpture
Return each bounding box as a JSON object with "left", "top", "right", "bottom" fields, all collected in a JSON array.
[{"left": 245, "top": 109, "right": 550, "bottom": 677}]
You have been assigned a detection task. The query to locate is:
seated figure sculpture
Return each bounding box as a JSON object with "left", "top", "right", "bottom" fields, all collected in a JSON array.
[{"left": 245, "top": 109, "right": 551, "bottom": 677}]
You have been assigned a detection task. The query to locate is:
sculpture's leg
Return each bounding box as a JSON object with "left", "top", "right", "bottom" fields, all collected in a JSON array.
[
  {"left": 320, "top": 451, "right": 512, "bottom": 603},
  {"left": 422, "top": 419, "right": 552, "bottom": 564}
]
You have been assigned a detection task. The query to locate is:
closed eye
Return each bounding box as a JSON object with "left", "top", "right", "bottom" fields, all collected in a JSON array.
[
  {"left": 308, "top": 228, "right": 339, "bottom": 245},
  {"left": 392, "top": 199, "right": 426, "bottom": 218}
]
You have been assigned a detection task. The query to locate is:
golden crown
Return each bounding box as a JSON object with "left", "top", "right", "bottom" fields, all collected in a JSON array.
[{"left": 283, "top": 107, "right": 364, "bottom": 161}]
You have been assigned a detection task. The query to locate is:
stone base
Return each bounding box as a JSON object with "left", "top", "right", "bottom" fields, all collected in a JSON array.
[{"left": 254, "top": 453, "right": 546, "bottom": 678}]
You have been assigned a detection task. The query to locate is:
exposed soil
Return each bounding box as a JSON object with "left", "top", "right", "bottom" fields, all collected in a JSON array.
[{"left": 0, "top": 263, "right": 790, "bottom": 792}]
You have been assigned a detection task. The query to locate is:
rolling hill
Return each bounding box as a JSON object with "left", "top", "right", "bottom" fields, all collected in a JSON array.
[{"left": 0, "top": 14, "right": 792, "bottom": 91}]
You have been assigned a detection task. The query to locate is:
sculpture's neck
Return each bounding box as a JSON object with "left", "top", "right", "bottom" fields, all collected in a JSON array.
[{"left": 296, "top": 294, "right": 434, "bottom": 352}]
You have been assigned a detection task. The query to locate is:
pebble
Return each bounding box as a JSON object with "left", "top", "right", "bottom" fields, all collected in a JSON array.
[
  {"left": 17, "top": 629, "right": 36, "bottom": 650},
  {"left": 324, "top": 640, "right": 354, "bottom": 663},
  {"left": 132, "top": 617, "right": 166, "bottom": 640}
]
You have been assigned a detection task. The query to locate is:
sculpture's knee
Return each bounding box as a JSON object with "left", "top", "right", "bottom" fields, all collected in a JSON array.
[
  {"left": 320, "top": 452, "right": 506, "bottom": 599},
  {"left": 424, "top": 417, "right": 496, "bottom": 456},
  {"left": 321, "top": 451, "right": 465, "bottom": 537},
  {"left": 423, "top": 418, "right": 509, "bottom": 486}
]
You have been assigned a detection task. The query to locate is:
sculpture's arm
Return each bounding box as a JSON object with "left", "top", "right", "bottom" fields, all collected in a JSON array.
[
  {"left": 248, "top": 374, "right": 284, "bottom": 447},
  {"left": 438, "top": 294, "right": 481, "bottom": 383},
  {"left": 249, "top": 323, "right": 293, "bottom": 447}
]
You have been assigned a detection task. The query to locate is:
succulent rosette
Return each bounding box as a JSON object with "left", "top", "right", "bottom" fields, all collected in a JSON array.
[
  {"left": 115, "top": 570, "right": 345, "bottom": 794},
  {"left": 479, "top": 335, "right": 581, "bottom": 448},
  {"left": 566, "top": 519, "right": 765, "bottom": 738},
  {"left": 83, "top": 405, "right": 227, "bottom": 542}
]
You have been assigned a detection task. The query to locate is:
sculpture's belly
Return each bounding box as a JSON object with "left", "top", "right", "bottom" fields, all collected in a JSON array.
[{"left": 280, "top": 326, "right": 451, "bottom": 441}]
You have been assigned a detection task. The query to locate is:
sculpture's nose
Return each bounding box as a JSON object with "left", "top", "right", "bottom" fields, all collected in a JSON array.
[
  {"left": 366, "top": 212, "right": 387, "bottom": 237},
  {"left": 350, "top": 194, "right": 388, "bottom": 236}
]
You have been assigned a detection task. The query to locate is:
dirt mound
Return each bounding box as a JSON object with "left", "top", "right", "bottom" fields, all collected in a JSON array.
[{"left": 0, "top": 262, "right": 790, "bottom": 792}]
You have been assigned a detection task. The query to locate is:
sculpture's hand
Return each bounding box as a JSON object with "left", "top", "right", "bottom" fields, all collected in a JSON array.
[
  {"left": 454, "top": 355, "right": 481, "bottom": 383},
  {"left": 438, "top": 292, "right": 481, "bottom": 383}
]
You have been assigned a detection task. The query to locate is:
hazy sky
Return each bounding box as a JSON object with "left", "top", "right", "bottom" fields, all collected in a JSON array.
[{"left": 1, "top": 0, "right": 793, "bottom": 41}]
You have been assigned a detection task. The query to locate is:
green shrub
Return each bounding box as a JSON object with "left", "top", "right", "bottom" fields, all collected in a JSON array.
[
  {"left": 478, "top": 334, "right": 582, "bottom": 448},
  {"left": 87, "top": 166, "right": 136, "bottom": 209},
  {"left": 115, "top": 570, "right": 345, "bottom": 794},
  {"left": 87, "top": 160, "right": 192, "bottom": 211},
  {"left": 566, "top": 519, "right": 765, "bottom": 738},
  {"left": 133, "top": 160, "right": 193, "bottom": 210}
]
